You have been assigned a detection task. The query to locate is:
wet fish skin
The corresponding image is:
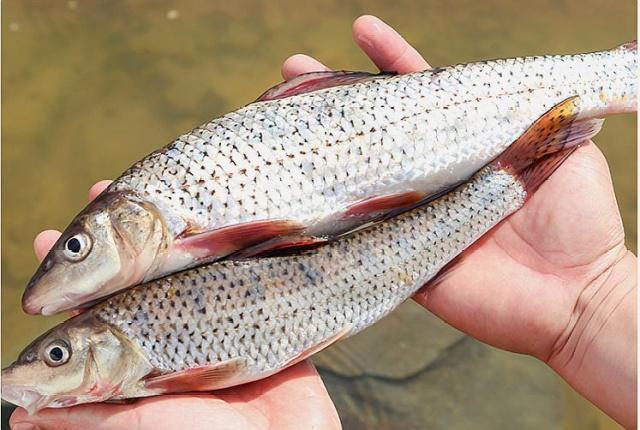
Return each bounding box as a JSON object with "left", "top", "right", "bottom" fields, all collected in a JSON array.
[
  {"left": 22, "top": 41, "right": 637, "bottom": 315},
  {"left": 2, "top": 101, "right": 588, "bottom": 411}
]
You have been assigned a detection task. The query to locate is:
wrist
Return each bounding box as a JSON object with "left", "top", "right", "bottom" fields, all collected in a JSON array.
[{"left": 547, "top": 249, "right": 636, "bottom": 428}]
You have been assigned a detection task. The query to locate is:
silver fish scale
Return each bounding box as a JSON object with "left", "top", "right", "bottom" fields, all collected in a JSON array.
[
  {"left": 95, "top": 166, "right": 525, "bottom": 376},
  {"left": 108, "top": 46, "right": 635, "bottom": 237}
]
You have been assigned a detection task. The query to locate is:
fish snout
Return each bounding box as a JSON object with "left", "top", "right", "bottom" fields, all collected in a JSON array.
[
  {"left": 22, "top": 257, "right": 67, "bottom": 315},
  {"left": 1, "top": 367, "right": 48, "bottom": 413},
  {"left": 1, "top": 385, "right": 42, "bottom": 410},
  {"left": 22, "top": 283, "right": 46, "bottom": 316}
]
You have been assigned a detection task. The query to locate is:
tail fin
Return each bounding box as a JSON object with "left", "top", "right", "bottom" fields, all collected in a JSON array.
[{"left": 494, "top": 96, "right": 602, "bottom": 193}]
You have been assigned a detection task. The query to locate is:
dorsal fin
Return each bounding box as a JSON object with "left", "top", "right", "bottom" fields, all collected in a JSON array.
[{"left": 255, "top": 70, "right": 393, "bottom": 102}]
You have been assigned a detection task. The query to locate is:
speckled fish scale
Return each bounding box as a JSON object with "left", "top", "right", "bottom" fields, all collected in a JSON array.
[
  {"left": 95, "top": 164, "right": 525, "bottom": 378},
  {"left": 109, "top": 44, "right": 635, "bottom": 243}
]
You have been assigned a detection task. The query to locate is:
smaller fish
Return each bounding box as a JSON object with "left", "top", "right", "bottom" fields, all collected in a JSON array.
[{"left": 2, "top": 98, "right": 595, "bottom": 413}]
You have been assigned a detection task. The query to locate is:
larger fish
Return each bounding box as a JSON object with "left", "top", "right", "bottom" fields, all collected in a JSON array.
[
  {"left": 3, "top": 105, "right": 598, "bottom": 412},
  {"left": 22, "top": 41, "right": 637, "bottom": 315}
]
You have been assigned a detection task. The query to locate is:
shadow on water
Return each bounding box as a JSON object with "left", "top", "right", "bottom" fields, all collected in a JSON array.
[{"left": 2, "top": 1, "right": 635, "bottom": 428}]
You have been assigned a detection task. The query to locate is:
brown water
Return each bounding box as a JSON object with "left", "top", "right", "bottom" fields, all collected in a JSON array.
[{"left": 2, "top": 1, "right": 635, "bottom": 428}]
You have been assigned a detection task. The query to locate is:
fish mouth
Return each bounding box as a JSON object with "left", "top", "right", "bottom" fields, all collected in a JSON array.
[
  {"left": 1, "top": 384, "right": 50, "bottom": 415},
  {"left": 23, "top": 286, "right": 89, "bottom": 316},
  {"left": 21, "top": 293, "right": 46, "bottom": 316},
  {"left": 22, "top": 262, "right": 54, "bottom": 315},
  {"left": 22, "top": 291, "right": 70, "bottom": 316}
]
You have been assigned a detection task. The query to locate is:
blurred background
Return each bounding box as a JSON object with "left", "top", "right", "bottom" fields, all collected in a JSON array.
[{"left": 2, "top": 1, "right": 636, "bottom": 428}]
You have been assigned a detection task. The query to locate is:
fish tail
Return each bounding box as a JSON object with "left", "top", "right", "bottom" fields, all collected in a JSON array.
[{"left": 494, "top": 96, "right": 602, "bottom": 193}]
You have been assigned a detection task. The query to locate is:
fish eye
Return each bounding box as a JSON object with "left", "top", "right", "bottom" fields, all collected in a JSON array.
[
  {"left": 43, "top": 341, "right": 71, "bottom": 367},
  {"left": 63, "top": 233, "right": 91, "bottom": 261}
]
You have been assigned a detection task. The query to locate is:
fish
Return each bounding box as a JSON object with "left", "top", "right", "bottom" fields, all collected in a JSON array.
[
  {"left": 22, "top": 40, "right": 637, "bottom": 315},
  {"left": 3, "top": 100, "right": 598, "bottom": 412}
]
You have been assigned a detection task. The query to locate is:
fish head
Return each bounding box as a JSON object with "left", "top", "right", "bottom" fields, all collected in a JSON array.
[
  {"left": 22, "top": 192, "right": 170, "bottom": 315},
  {"left": 1, "top": 313, "right": 154, "bottom": 414}
]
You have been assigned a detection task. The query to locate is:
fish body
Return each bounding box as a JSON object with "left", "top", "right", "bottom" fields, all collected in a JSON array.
[
  {"left": 2, "top": 103, "right": 595, "bottom": 411},
  {"left": 22, "top": 41, "right": 637, "bottom": 315}
]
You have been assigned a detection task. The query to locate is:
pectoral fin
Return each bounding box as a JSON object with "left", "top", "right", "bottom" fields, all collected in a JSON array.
[
  {"left": 144, "top": 357, "right": 246, "bottom": 393},
  {"left": 175, "top": 220, "right": 306, "bottom": 262}
]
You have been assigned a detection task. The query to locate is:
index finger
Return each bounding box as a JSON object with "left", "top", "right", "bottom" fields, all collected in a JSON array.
[{"left": 353, "top": 15, "right": 430, "bottom": 73}]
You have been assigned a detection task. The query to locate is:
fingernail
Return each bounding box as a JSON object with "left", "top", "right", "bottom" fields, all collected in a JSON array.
[
  {"left": 356, "top": 33, "right": 375, "bottom": 50},
  {"left": 368, "top": 17, "right": 384, "bottom": 33},
  {"left": 12, "top": 422, "right": 38, "bottom": 430}
]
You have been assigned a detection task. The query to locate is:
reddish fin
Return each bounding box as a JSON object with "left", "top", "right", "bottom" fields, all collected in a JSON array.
[
  {"left": 619, "top": 40, "right": 637, "bottom": 51},
  {"left": 284, "top": 326, "right": 351, "bottom": 368},
  {"left": 519, "top": 146, "right": 579, "bottom": 194},
  {"left": 495, "top": 96, "right": 603, "bottom": 174},
  {"left": 334, "top": 184, "right": 464, "bottom": 230},
  {"left": 344, "top": 191, "right": 425, "bottom": 218},
  {"left": 233, "top": 235, "right": 327, "bottom": 259},
  {"left": 176, "top": 220, "right": 305, "bottom": 261},
  {"left": 256, "top": 71, "right": 391, "bottom": 102},
  {"left": 144, "top": 358, "right": 245, "bottom": 393},
  {"left": 241, "top": 190, "right": 459, "bottom": 258}
]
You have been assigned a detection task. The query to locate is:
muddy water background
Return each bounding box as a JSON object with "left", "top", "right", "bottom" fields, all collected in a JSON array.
[{"left": 2, "top": 1, "right": 636, "bottom": 428}]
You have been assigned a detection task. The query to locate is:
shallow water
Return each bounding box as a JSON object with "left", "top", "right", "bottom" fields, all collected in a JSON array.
[{"left": 2, "top": 1, "right": 635, "bottom": 428}]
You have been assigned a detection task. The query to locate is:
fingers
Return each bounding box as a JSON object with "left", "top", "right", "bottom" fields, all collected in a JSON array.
[
  {"left": 352, "top": 15, "right": 429, "bottom": 73},
  {"left": 33, "top": 230, "right": 62, "bottom": 261},
  {"left": 281, "top": 15, "right": 428, "bottom": 82},
  {"left": 281, "top": 54, "right": 329, "bottom": 80},
  {"left": 89, "top": 180, "right": 113, "bottom": 201}
]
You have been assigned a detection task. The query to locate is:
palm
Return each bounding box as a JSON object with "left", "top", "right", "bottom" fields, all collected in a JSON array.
[
  {"left": 415, "top": 143, "right": 627, "bottom": 359},
  {"left": 10, "top": 362, "right": 340, "bottom": 430}
]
